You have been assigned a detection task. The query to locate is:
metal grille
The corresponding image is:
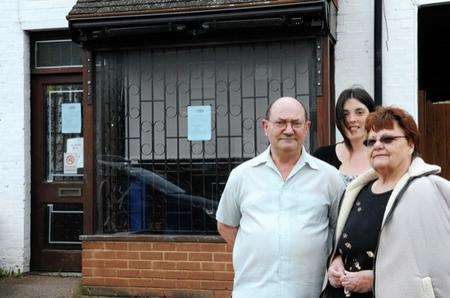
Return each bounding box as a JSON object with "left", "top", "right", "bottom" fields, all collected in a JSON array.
[{"left": 95, "top": 39, "right": 317, "bottom": 234}]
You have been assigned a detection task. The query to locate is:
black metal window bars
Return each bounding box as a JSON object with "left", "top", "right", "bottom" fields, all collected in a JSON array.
[{"left": 95, "top": 39, "right": 317, "bottom": 234}]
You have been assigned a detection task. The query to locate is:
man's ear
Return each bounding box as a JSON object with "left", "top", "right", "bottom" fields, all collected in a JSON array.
[
  {"left": 305, "top": 120, "right": 311, "bottom": 132},
  {"left": 262, "top": 119, "right": 269, "bottom": 136}
]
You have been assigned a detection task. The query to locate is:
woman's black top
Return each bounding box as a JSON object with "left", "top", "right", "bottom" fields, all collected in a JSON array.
[
  {"left": 334, "top": 181, "right": 392, "bottom": 298},
  {"left": 313, "top": 144, "right": 341, "bottom": 169}
]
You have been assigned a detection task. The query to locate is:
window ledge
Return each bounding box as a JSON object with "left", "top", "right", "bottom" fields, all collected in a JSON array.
[{"left": 80, "top": 233, "right": 225, "bottom": 243}]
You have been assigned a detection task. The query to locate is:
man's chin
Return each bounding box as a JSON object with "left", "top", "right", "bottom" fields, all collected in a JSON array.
[{"left": 278, "top": 144, "right": 301, "bottom": 152}]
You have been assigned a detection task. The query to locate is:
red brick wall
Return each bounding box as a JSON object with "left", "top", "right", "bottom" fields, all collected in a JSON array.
[{"left": 82, "top": 241, "right": 233, "bottom": 297}]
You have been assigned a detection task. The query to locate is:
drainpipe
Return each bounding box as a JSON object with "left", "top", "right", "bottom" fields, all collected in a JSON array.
[{"left": 374, "top": 0, "right": 382, "bottom": 105}]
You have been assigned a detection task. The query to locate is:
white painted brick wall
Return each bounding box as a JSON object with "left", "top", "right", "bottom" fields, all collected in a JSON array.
[
  {"left": 0, "top": 0, "right": 30, "bottom": 273},
  {"left": 19, "top": 0, "right": 77, "bottom": 30},
  {"left": 335, "top": 0, "right": 450, "bottom": 124},
  {"left": 335, "top": 0, "right": 374, "bottom": 97},
  {"left": 382, "top": 0, "right": 418, "bottom": 119},
  {"left": 0, "top": 0, "right": 76, "bottom": 273}
]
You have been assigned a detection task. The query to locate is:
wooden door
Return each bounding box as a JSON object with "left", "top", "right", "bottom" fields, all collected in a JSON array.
[
  {"left": 31, "top": 74, "right": 86, "bottom": 271},
  {"left": 419, "top": 90, "right": 450, "bottom": 180}
]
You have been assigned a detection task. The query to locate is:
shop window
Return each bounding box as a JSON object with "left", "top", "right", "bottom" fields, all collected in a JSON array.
[{"left": 95, "top": 39, "right": 317, "bottom": 234}]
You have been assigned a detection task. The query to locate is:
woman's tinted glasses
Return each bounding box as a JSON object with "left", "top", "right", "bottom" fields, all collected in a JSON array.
[{"left": 363, "top": 135, "right": 407, "bottom": 147}]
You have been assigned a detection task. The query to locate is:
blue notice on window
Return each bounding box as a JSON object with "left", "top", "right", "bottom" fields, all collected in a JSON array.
[
  {"left": 187, "top": 105, "right": 211, "bottom": 141},
  {"left": 61, "top": 103, "right": 82, "bottom": 134}
]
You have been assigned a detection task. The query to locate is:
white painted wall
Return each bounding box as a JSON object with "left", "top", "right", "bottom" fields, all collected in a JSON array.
[
  {"left": 335, "top": 0, "right": 450, "bottom": 124},
  {"left": 19, "top": 0, "right": 76, "bottom": 30},
  {"left": 0, "top": 0, "right": 76, "bottom": 273},
  {"left": 335, "top": 0, "right": 374, "bottom": 97},
  {"left": 382, "top": 0, "right": 418, "bottom": 118}
]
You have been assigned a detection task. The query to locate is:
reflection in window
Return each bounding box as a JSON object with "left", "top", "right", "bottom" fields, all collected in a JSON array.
[{"left": 95, "top": 40, "right": 316, "bottom": 234}]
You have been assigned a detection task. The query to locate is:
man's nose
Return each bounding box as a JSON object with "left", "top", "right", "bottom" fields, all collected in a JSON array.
[{"left": 283, "top": 123, "right": 294, "bottom": 134}]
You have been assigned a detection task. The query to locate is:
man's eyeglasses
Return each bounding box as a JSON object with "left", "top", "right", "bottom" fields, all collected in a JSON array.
[
  {"left": 268, "top": 120, "right": 304, "bottom": 130},
  {"left": 363, "top": 135, "right": 407, "bottom": 147}
]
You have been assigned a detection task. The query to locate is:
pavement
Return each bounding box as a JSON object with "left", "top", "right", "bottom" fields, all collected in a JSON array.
[{"left": 0, "top": 273, "right": 82, "bottom": 298}]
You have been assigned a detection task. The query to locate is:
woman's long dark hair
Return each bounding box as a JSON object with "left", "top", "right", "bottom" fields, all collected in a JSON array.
[{"left": 336, "top": 87, "right": 376, "bottom": 152}]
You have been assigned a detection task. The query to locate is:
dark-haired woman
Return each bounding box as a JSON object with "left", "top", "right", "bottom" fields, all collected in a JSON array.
[{"left": 314, "top": 87, "right": 376, "bottom": 185}]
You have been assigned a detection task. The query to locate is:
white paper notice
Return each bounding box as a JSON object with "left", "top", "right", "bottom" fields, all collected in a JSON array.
[
  {"left": 187, "top": 105, "right": 212, "bottom": 141},
  {"left": 61, "top": 103, "right": 82, "bottom": 134},
  {"left": 67, "top": 137, "right": 84, "bottom": 168},
  {"left": 63, "top": 152, "right": 78, "bottom": 174}
]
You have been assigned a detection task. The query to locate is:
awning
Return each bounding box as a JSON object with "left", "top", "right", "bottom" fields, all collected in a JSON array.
[{"left": 68, "top": 0, "right": 336, "bottom": 45}]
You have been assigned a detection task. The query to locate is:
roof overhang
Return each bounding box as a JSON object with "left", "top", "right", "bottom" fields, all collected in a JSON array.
[{"left": 68, "top": 0, "right": 337, "bottom": 47}]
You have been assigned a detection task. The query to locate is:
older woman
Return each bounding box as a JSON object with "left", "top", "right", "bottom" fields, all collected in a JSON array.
[{"left": 324, "top": 106, "right": 450, "bottom": 297}]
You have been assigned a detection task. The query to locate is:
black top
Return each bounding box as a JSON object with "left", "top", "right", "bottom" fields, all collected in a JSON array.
[
  {"left": 313, "top": 144, "right": 341, "bottom": 169},
  {"left": 333, "top": 181, "right": 392, "bottom": 298}
]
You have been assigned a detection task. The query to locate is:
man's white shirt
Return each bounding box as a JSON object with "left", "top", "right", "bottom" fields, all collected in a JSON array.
[{"left": 216, "top": 147, "right": 345, "bottom": 298}]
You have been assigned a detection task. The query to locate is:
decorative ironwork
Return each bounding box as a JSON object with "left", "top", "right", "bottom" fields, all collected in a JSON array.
[{"left": 95, "top": 39, "right": 317, "bottom": 234}]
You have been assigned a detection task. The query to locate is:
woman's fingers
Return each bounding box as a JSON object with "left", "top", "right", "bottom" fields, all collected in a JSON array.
[
  {"left": 340, "top": 271, "right": 372, "bottom": 293},
  {"left": 341, "top": 280, "right": 355, "bottom": 291},
  {"left": 330, "top": 268, "right": 341, "bottom": 276},
  {"left": 340, "top": 272, "right": 353, "bottom": 288},
  {"left": 328, "top": 269, "right": 343, "bottom": 287}
]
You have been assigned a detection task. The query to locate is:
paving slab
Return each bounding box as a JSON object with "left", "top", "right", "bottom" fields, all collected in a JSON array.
[{"left": 0, "top": 274, "right": 81, "bottom": 298}]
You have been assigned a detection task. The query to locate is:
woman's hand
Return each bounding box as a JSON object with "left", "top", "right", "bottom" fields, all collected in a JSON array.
[
  {"left": 340, "top": 270, "right": 374, "bottom": 293},
  {"left": 328, "top": 255, "right": 345, "bottom": 288}
]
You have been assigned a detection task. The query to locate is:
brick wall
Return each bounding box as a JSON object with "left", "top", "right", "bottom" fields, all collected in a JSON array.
[{"left": 82, "top": 241, "right": 233, "bottom": 297}]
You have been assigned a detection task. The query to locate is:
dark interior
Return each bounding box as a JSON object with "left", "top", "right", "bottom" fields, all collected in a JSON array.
[{"left": 419, "top": 4, "right": 450, "bottom": 102}]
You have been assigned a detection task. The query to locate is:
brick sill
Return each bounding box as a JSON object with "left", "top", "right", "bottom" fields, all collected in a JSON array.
[{"left": 80, "top": 233, "right": 225, "bottom": 243}]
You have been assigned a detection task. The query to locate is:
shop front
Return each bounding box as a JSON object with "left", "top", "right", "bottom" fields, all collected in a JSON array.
[{"left": 65, "top": 0, "right": 338, "bottom": 295}]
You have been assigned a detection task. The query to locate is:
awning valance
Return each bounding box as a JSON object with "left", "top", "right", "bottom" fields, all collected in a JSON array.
[{"left": 68, "top": 0, "right": 336, "bottom": 45}]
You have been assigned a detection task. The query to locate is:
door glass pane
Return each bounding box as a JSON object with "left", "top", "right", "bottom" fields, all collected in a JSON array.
[
  {"left": 45, "top": 84, "right": 83, "bottom": 182},
  {"left": 47, "top": 203, "right": 83, "bottom": 247}
]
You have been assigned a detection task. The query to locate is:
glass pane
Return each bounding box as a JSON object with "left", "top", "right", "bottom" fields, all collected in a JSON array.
[
  {"left": 47, "top": 203, "right": 83, "bottom": 247},
  {"left": 35, "top": 40, "right": 82, "bottom": 68},
  {"left": 95, "top": 40, "right": 315, "bottom": 234},
  {"left": 45, "top": 84, "right": 83, "bottom": 182}
]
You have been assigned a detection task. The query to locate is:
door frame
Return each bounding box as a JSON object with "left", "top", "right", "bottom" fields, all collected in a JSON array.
[{"left": 30, "top": 68, "right": 94, "bottom": 271}]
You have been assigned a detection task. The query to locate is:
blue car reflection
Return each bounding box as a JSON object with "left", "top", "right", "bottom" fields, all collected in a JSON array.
[{"left": 97, "top": 155, "right": 218, "bottom": 233}]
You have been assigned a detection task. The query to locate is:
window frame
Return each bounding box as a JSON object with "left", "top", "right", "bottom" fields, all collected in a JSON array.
[
  {"left": 93, "top": 37, "right": 320, "bottom": 234},
  {"left": 34, "top": 39, "right": 83, "bottom": 69},
  {"left": 30, "top": 31, "right": 83, "bottom": 75}
]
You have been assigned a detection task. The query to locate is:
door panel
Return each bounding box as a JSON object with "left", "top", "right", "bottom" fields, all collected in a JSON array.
[
  {"left": 419, "top": 90, "right": 450, "bottom": 180},
  {"left": 31, "top": 75, "right": 85, "bottom": 271}
]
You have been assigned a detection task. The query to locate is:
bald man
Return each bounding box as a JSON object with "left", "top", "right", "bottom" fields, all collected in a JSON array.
[{"left": 216, "top": 97, "right": 345, "bottom": 297}]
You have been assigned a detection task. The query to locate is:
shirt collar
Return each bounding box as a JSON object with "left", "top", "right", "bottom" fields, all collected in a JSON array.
[{"left": 250, "top": 146, "right": 319, "bottom": 171}]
